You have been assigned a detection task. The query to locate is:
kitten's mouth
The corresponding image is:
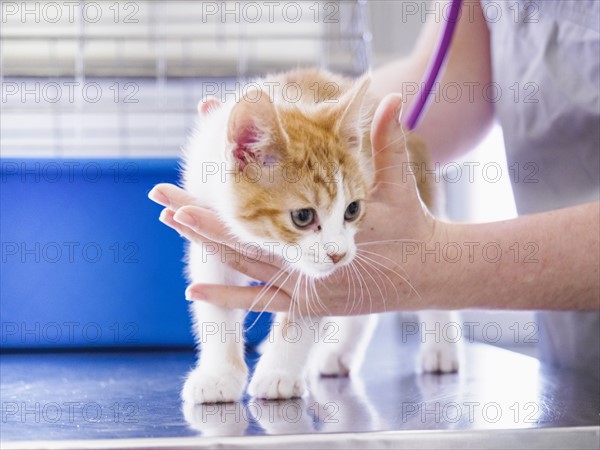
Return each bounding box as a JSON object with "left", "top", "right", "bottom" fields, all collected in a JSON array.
[{"left": 301, "top": 259, "right": 351, "bottom": 280}]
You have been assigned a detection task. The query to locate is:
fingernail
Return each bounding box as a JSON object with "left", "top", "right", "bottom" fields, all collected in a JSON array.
[
  {"left": 394, "top": 102, "right": 403, "bottom": 124},
  {"left": 158, "top": 208, "right": 170, "bottom": 223},
  {"left": 174, "top": 210, "right": 196, "bottom": 228},
  {"left": 185, "top": 286, "right": 205, "bottom": 301},
  {"left": 148, "top": 187, "right": 169, "bottom": 206}
]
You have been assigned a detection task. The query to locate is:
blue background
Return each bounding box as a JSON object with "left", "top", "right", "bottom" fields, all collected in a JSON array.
[{"left": 1, "top": 159, "right": 270, "bottom": 349}]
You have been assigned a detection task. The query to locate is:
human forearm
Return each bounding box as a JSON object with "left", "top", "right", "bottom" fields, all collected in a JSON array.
[
  {"left": 371, "top": 0, "right": 494, "bottom": 161},
  {"left": 416, "top": 202, "right": 600, "bottom": 311}
]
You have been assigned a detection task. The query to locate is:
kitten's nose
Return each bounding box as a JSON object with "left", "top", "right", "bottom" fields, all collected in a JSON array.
[{"left": 328, "top": 252, "right": 347, "bottom": 264}]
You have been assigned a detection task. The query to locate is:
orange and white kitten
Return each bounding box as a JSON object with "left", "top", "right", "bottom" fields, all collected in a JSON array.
[{"left": 181, "top": 69, "right": 458, "bottom": 404}]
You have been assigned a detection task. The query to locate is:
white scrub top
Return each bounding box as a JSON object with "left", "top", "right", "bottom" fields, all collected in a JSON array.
[{"left": 482, "top": 0, "right": 599, "bottom": 376}]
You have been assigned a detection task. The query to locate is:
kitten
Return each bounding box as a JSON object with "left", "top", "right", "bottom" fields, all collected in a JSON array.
[{"left": 181, "top": 68, "right": 458, "bottom": 404}]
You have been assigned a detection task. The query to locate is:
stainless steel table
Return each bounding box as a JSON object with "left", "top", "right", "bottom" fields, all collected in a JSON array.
[{"left": 2, "top": 316, "right": 599, "bottom": 449}]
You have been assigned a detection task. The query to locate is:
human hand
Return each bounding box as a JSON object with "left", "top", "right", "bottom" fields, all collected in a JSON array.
[{"left": 149, "top": 94, "right": 444, "bottom": 315}]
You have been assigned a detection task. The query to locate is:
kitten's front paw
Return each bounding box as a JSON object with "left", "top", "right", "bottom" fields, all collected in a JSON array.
[
  {"left": 182, "top": 365, "right": 248, "bottom": 404},
  {"left": 248, "top": 370, "right": 306, "bottom": 400},
  {"left": 419, "top": 344, "right": 459, "bottom": 373},
  {"left": 316, "top": 350, "right": 353, "bottom": 377}
]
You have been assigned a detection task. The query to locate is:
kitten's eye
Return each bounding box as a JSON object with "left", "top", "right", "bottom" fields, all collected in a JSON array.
[
  {"left": 344, "top": 201, "right": 361, "bottom": 222},
  {"left": 291, "top": 208, "right": 316, "bottom": 229}
]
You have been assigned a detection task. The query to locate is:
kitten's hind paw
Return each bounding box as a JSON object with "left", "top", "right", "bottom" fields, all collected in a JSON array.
[
  {"left": 419, "top": 345, "right": 459, "bottom": 373},
  {"left": 248, "top": 371, "right": 306, "bottom": 400},
  {"left": 182, "top": 366, "right": 248, "bottom": 404},
  {"left": 316, "top": 351, "right": 353, "bottom": 377}
]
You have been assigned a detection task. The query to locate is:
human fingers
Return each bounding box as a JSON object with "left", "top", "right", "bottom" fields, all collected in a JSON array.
[
  {"left": 370, "top": 94, "right": 414, "bottom": 198},
  {"left": 173, "top": 206, "right": 286, "bottom": 266},
  {"left": 185, "top": 283, "right": 293, "bottom": 313},
  {"left": 148, "top": 183, "right": 198, "bottom": 211},
  {"left": 158, "top": 208, "right": 209, "bottom": 245},
  {"left": 161, "top": 207, "right": 285, "bottom": 282},
  {"left": 163, "top": 207, "right": 288, "bottom": 284},
  {"left": 151, "top": 187, "right": 251, "bottom": 255},
  {"left": 221, "top": 247, "right": 291, "bottom": 288}
]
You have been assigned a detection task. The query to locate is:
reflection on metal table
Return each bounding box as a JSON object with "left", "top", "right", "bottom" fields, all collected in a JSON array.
[{"left": 1, "top": 316, "right": 599, "bottom": 449}]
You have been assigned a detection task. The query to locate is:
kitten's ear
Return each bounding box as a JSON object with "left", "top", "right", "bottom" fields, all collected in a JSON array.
[
  {"left": 197, "top": 96, "right": 221, "bottom": 117},
  {"left": 227, "top": 90, "right": 288, "bottom": 170},
  {"left": 336, "top": 74, "right": 372, "bottom": 148}
]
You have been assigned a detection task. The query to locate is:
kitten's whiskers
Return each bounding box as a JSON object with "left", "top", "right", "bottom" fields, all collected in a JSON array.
[
  {"left": 347, "top": 262, "right": 365, "bottom": 315},
  {"left": 351, "top": 259, "right": 373, "bottom": 314},
  {"left": 357, "top": 248, "right": 413, "bottom": 280},
  {"left": 356, "top": 251, "right": 422, "bottom": 305},
  {"left": 245, "top": 265, "right": 295, "bottom": 332},
  {"left": 353, "top": 256, "right": 386, "bottom": 314}
]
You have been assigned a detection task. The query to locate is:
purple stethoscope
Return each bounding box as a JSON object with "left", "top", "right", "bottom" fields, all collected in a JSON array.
[{"left": 403, "top": 0, "right": 463, "bottom": 130}]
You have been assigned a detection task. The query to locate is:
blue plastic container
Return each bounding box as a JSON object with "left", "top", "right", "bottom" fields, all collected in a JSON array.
[{"left": 1, "top": 158, "right": 270, "bottom": 349}]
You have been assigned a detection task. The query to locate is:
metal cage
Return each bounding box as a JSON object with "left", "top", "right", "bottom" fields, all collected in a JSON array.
[{"left": 1, "top": 0, "right": 372, "bottom": 157}]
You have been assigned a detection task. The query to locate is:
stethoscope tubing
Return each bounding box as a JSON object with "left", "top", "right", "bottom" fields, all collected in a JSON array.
[{"left": 403, "top": 0, "right": 463, "bottom": 130}]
